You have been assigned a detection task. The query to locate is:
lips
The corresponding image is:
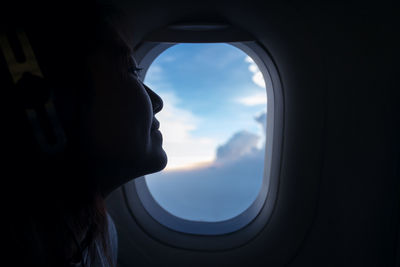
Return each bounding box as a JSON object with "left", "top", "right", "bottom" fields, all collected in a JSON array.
[{"left": 151, "top": 118, "right": 160, "bottom": 131}]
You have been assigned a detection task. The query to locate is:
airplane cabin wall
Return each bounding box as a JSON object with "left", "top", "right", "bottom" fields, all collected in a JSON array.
[{"left": 106, "top": 1, "right": 399, "bottom": 266}]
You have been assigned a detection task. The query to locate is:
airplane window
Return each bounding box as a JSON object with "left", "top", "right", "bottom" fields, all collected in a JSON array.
[{"left": 141, "top": 43, "right": 267, "bottom": 222}]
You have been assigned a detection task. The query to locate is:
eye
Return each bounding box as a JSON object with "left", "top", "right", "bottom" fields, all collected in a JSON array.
[
  {"left": 127, "top": 56, "right": 142, "bottom": 77},
  {"left": 128, "top": 64, "right": 143, "bottom": 77}
]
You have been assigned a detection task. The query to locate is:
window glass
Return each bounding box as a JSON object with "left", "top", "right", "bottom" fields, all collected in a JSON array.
[{"left": 144, "top": 44, "right": 267, "bottom": 222}]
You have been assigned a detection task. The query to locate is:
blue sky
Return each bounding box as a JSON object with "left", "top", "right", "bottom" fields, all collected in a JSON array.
[{"left": 143, "top": 44, "right": 267, "bottom": 221}]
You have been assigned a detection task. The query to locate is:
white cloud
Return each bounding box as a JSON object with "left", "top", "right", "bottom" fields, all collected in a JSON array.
[
  {"left": 236, "top": 92, "right": 267, "bottom": 106},
  {"left": 215, "top": 112, "right": 267, "bottom": 160},
  {"left": 235, "top": 56, "right": 267, "bottom": 107},
  {"left": 216, "top": 131, "right": 260, "bottom": 163},
  {"left": 245, "top": 56, "right": 266, "bottom": 88},
  {"left": 255, "top": 112, "right": 267, "bottom": 135},
  {"left": 156, "top": 91, "right": 218, "bottom": 170},
  {"left": 254, "top": 111, "right": 267, "bottom": 149}
]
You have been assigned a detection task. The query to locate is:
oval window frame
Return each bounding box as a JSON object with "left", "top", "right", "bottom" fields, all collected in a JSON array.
[{"left": 120, "top": 38, "right": 284, "bottom": 250}]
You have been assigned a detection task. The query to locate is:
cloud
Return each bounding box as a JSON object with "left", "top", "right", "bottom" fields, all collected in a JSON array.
[
  {"left": 215, "top": 111, "right": 267, "bottom": 160},
  {"left": 216, "top": 131, "right": 260, "bottom": 163},
  {"left": 235, "top": 56, "right": 267, "bottom": 107},
  {"left": 236, "top": 92, "right": 267, "bottom": 106},
  {"left": 255, "top": 112, "right": 267, "bottom": 135},
  {"left": 156, "top": 91, "right": 218, "bottom": 170},
  {"left": 245, "top": 56, "right": 266, "bottom": 88}
]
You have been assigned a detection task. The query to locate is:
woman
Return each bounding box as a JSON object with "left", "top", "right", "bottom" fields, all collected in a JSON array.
[{"left": 3, "top": 2, "right": 167, "bottom": 266}]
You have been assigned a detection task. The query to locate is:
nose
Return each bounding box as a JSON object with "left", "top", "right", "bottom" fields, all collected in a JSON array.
[{"left": 144, "top": 84, "right": 163, "bottom": 114}]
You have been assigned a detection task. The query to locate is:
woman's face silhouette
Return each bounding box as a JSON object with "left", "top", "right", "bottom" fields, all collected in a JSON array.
[{"left": 84, "top": 35, "right": 167, "bottom": 193}]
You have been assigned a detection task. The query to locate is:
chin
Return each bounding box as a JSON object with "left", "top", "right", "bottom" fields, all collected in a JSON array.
[
  {"left": 142, "top": 131, "right": 168, "bottom": 174},
  {"left": 144, "top": 148, "right": 168, "bottom": 175}
]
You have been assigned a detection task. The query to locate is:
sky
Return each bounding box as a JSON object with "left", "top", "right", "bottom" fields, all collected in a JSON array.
[{"left": 143, "top": 43, "right": 268, "bottom": 222}]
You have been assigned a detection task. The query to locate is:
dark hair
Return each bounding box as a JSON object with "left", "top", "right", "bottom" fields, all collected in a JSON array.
[{"left": 2, "top": 2, "right": 122, "bottom": 266}]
